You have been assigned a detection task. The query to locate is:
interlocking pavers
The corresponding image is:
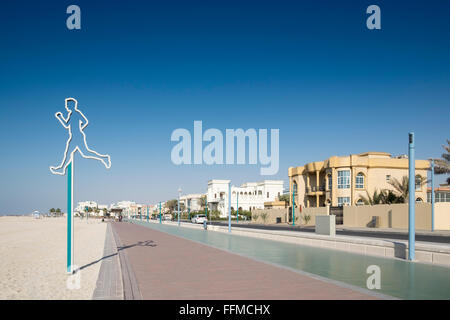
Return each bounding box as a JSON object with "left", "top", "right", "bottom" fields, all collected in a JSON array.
[{"left": 111, "top": 222, "right": 379, "bottom": 300}]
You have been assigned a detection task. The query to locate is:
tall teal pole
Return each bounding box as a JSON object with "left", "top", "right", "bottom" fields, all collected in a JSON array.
[
  {"left": 178, "top": 188, "right": 181, "bottom": 226},
  {"left": 159, "top": 202, "right": 162, "bottom": 224},
  {"left": 408, "top": 132, "right": 415, "bottom": 261},
  {"left": 431, "top": 159, "right": 435, "bottom": 231},
  {"left": 292, "top": 183, "right": 296, "bottom": 226},
  {"left": 228, "top": 182, "right": 231, "bottom": 233},
  {"left": 67, "top": 156, "right": 74, "bottom": 274},
  {"left": 146, "top": 206, "right": 149, "bottom": 222},
  {"left": 236, "top": 192, "right": 239, "bottom": 223}
]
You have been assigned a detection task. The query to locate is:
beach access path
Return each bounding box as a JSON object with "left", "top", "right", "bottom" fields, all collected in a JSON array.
[{"left": 111, "top": 221, "right": 381, "bottom": 300}]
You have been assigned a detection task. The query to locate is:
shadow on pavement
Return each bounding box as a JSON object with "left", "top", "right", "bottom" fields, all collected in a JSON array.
[{"left": 80, "top": 240, "right": 157, "bottom": 271}]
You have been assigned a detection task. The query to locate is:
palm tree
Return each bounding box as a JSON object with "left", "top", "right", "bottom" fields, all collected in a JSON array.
[
  {"left": 360, "top": 189, "right": 388, "bottom": 205},
  {"left": 360, "top": 189, "right": 403, "bottom": 205},
  {"left": 260, "top": 212, "right": 268, "bottom": 224},
  {"left": 388, "top": 175, "right": 429, "bottom": 203},
  {"left": 165, "top": 199, "right": 180, "bottom": 214},
  {"left": 200, "top": 195, "right": 207, "bottom": 209},
  {"left": 434, "top": 139, "right": 450, "bottom": 183}
]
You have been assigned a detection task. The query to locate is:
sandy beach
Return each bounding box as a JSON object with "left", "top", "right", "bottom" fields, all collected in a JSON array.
[{"left": 0, "top": 216, "right": 107, "bottom": 299}]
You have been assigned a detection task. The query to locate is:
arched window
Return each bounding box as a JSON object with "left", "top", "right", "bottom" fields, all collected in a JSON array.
[
  {"left": 415, "top": 175, "right": 423, "bottom": 190},
  {"left": 356, "top": 173, "right": 364, "bottom": 189},
  {"left": 416, "top": 197, "right": 423, "bottom": 203},
  {"left": 356, "top": 199, "right": 365, "bottom": 206}
]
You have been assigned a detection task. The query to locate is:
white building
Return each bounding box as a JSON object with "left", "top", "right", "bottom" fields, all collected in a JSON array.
[
  {"left": 109, "top": 201, "right": 137, "bottom": 218},
  {"left": 180, "top": 194, "right": 205, "bottom": 213},
  {"left": 97, "top": 204, "right": 108, "bottom": 217},
  {"left": 207, "top": 180, "right": 284, "bottom": 217},
  {"left": 75, "top": 201, "right": 98, "bottom": 214}
]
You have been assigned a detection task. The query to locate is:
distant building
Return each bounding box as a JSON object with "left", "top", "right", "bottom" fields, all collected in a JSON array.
[
  {"left": 289, "top": 151, "right": 429, "bottom": 208},
  {"left": 75, "top": 201, "right": 98, "bottom": 214},
  {"left": 264, "top": 201, "right": 287, "bottom": 209},
  {"left": 428, "top": 185, "right": 450, "bottom": 203},
  {"left": 180, "top": 194, "right": 204, "bottom": 213},
  {"left": 110, "top": 201, "right": 136, "bottom": 218},
  {"left": 207, "top": 180, "right": 284, "bottom": 217}
]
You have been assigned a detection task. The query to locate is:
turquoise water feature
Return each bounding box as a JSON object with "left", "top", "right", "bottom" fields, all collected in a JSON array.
[{"left": 129, "top": 220, "right": 450, "bottom": 300}]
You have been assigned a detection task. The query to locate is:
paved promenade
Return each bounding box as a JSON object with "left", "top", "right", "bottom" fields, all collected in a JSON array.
[{"left": 111, "top": 222, "right": 379, "bottom": 300}]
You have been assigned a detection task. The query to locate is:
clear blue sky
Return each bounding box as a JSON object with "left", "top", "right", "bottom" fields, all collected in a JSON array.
[{"left": 0, "top": 0, "right": 449, "bottom": 214}]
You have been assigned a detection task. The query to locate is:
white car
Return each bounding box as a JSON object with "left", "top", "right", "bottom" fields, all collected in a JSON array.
[{"left": 191, "top": 214, "right": 208, "bottom": 224}]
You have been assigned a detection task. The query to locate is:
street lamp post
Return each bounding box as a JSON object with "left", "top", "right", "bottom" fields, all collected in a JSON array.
[
  {"left": 408, "top": 132, "right": 415, "bottom": 261},
  {"left": 178, "top": 188, "right": 182, "bottom": 226},
  {"left": 292, "top": 183, "right": 296, "bottom": 226},
  {"left": 431, "top": 159, "right": 435, "bottom": 231},
  {"left": 228, "top": 182, "right": 231, "bottom": 233},
  {"left": 159, "top": 202, "right": 162, "bottom": 224},
  {"left": 236, "top": 192, "right": 239, "bottom": 223}
]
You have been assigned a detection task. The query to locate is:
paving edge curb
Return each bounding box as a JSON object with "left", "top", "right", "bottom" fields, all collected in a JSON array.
[
  {"left": 111, "top": 223, "right": 143, "bottom": 300},
  {"left": 92, "top": 223, "right": 124, "bottom": 300}
]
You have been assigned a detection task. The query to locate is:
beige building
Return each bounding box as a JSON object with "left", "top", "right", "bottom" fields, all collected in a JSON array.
[{"left": 288, "top": 152, "right": 430, "bottom": 208}]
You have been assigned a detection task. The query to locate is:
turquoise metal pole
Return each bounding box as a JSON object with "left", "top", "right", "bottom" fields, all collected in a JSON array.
[
  {"left": 408, "top": 132, "right": 415, "bottom": 260},
  {"left": 147, "top": 206, "right": 149, "bottom": 222},
  {"left": 178, "top": 194, "right": 180, "bottom": 226},
  {"left": 292, "top": 183, "right": 296, "bottom": 226},
  {"left": 431, "top": 159, "right": 435, "bottom": 231},
  {"left": 236, "top": 192, "right": 239, "bottom": 223},
  {"left": 228, "top": 182, "right": 231, "bottom": 233},
  {"left": 159, "top": 202, "right": 162, "bottom": 224}
]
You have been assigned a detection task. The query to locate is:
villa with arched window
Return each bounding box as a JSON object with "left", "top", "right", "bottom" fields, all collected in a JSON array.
[
  {"left": 207, "top": 179, "right": 284, "bottom": 217},
  {"left": 288, "top": 151, "right": 430, "bottom": 208}
]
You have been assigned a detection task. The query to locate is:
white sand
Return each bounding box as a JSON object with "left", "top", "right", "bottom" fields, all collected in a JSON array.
[{"left": 0, "top": 216, "right": 107, "bottom": 299}]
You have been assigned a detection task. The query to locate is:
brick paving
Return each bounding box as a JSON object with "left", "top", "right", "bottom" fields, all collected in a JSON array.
[
  {"left": 92, "top": 223, "right": 123, "bottom": 300},
  {"left": 111, "top": 222, "right": 379, "bottom": 300}
]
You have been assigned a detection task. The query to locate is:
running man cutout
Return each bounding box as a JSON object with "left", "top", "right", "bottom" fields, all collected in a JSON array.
[{"left": 50, "top": 98, "right": 111, "bottom": 175}]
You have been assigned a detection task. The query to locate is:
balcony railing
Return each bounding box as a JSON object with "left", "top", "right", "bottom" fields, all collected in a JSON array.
[{"left": 306, "top": 186, "right": 326, "bottom": 193}]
